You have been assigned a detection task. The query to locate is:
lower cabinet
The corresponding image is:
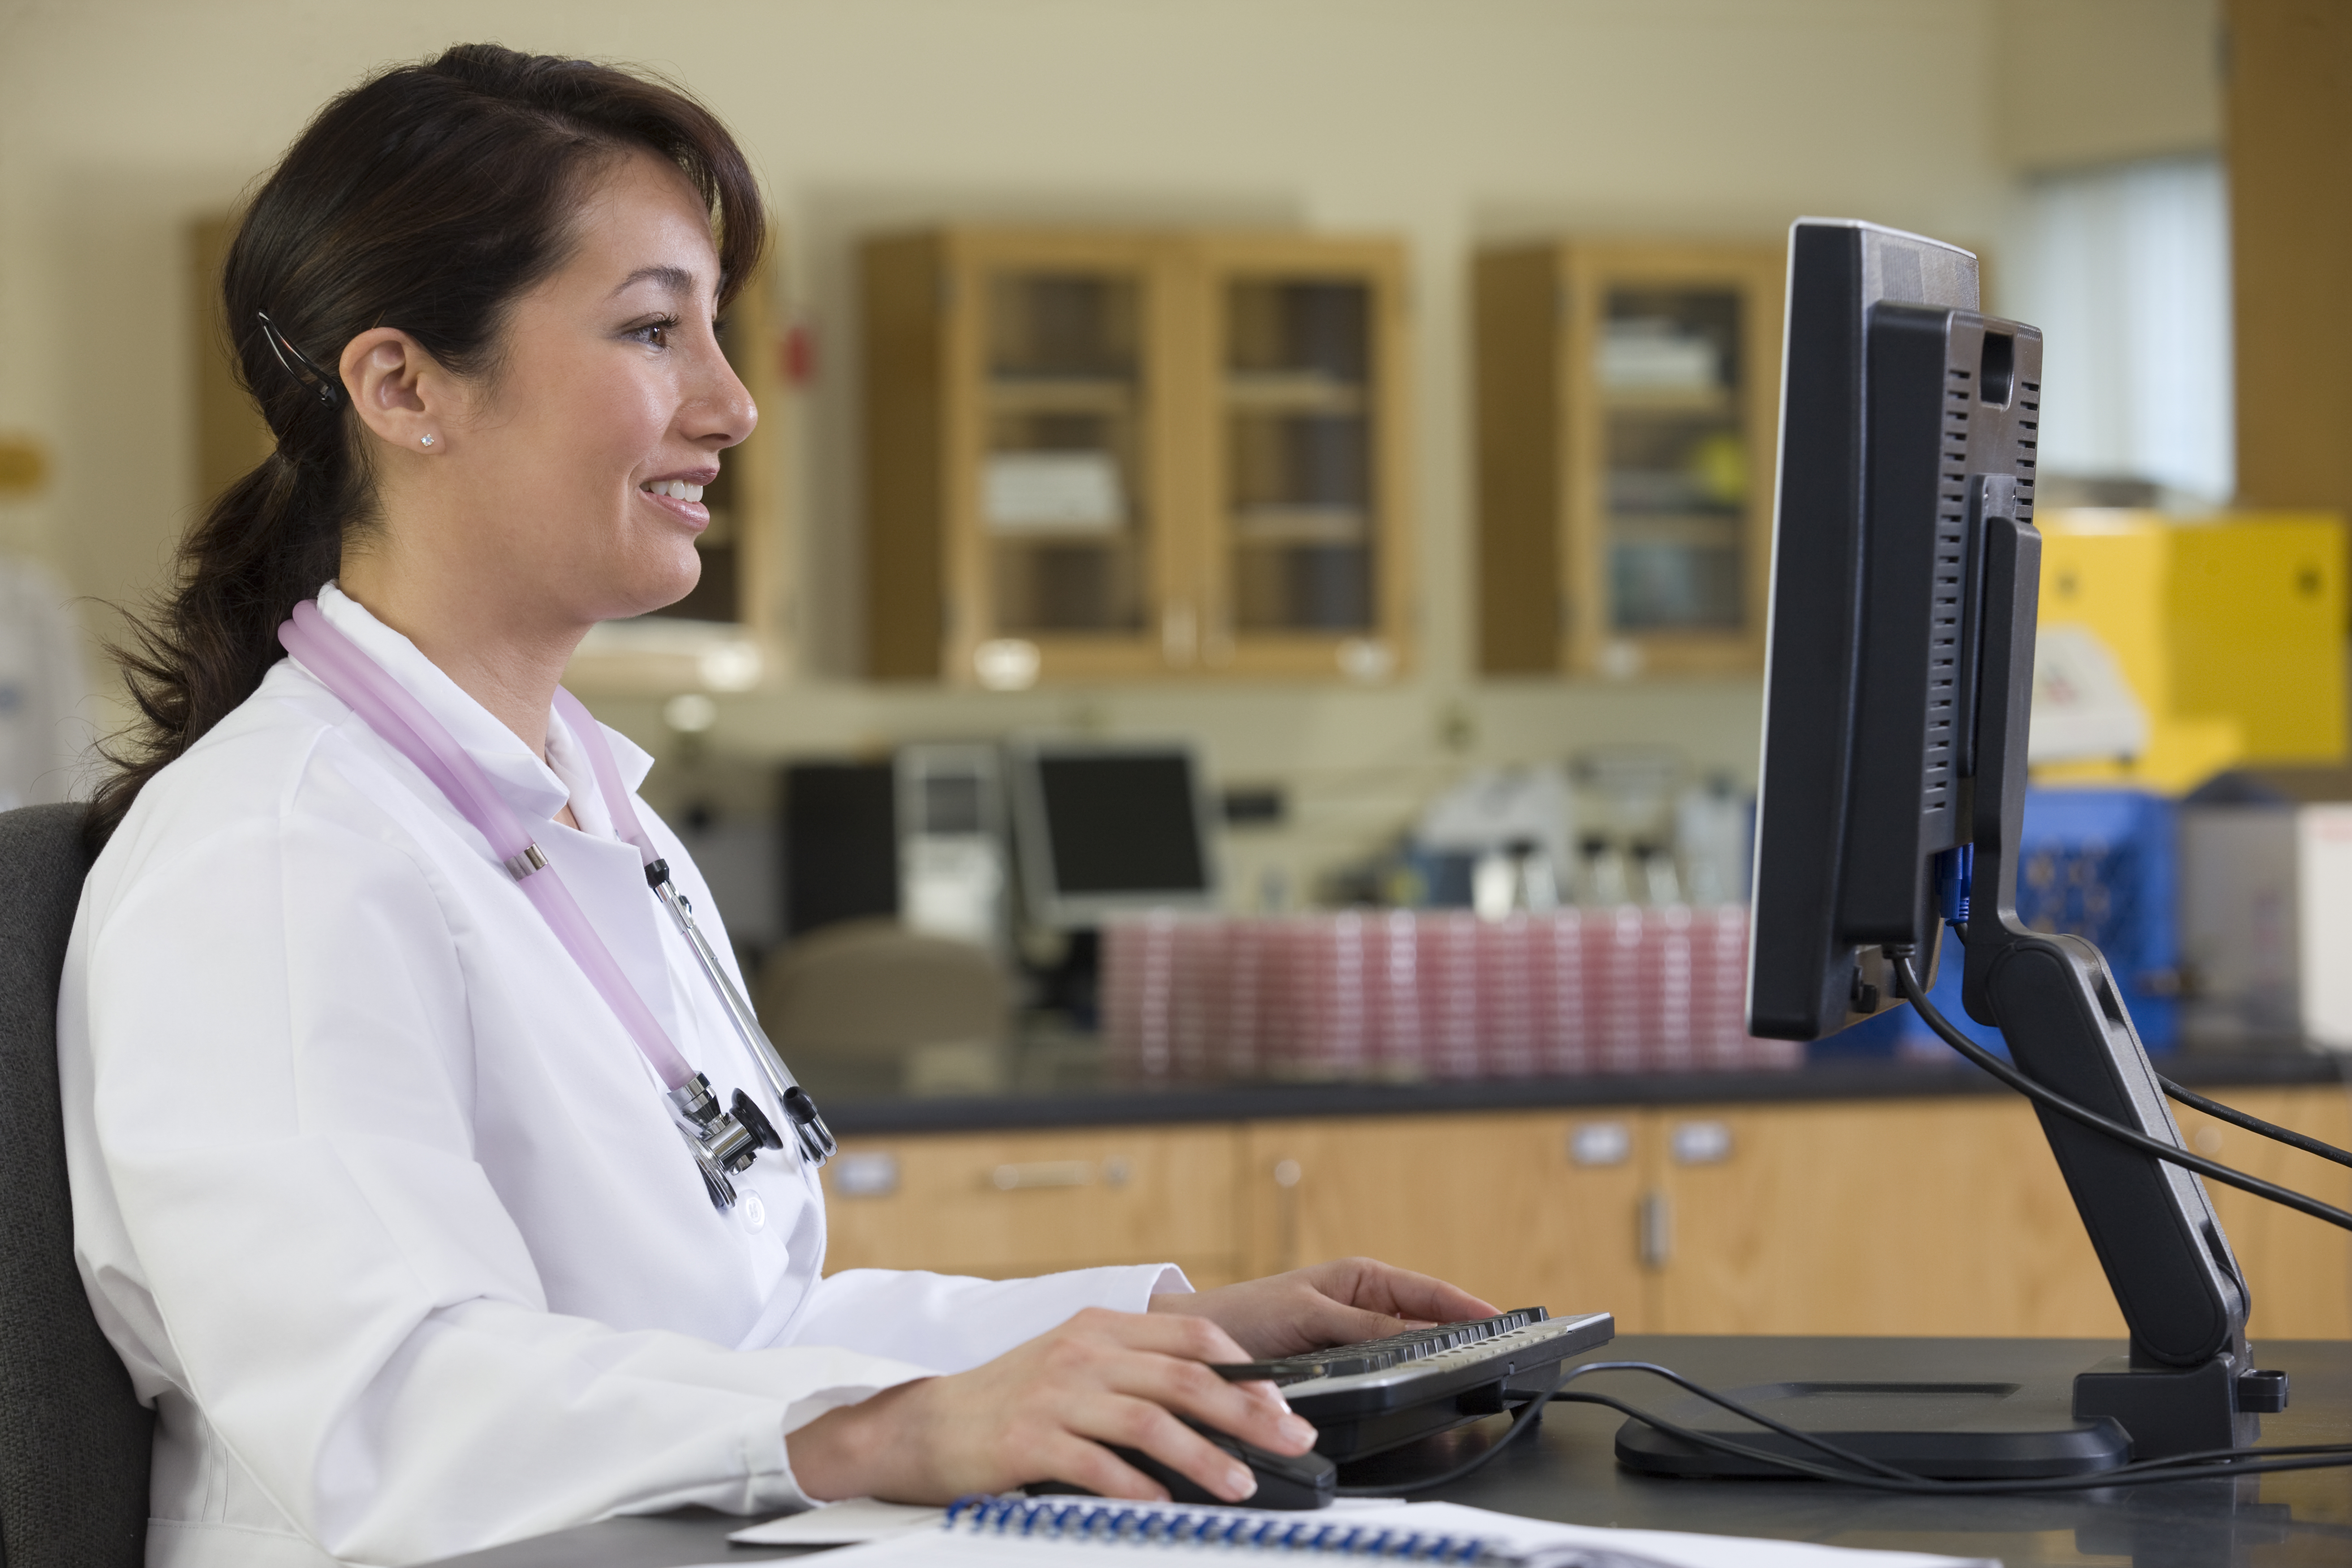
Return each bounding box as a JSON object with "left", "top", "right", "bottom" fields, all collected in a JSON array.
[
  {"left": 1234, "top": 1112, "right": 1649, "bottom": 1325},
  {"left": 820, "top": 1124, "right": 1246, "bottom": 1290},
  {"left": 820, "top": 1086, "right": 2352, "bottom": 1340}
]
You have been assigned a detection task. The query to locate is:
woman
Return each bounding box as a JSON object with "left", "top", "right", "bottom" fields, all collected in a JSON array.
[{"left": 61, "top": 45, "right": 1493, "bottom": 1568}]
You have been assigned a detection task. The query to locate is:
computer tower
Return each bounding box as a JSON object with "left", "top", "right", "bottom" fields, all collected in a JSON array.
[{"left": 894, "top": 743, "right": 1011, "bottom": 957}]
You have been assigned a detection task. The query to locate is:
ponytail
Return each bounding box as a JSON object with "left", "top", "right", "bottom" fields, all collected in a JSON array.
[{"left": 86, "top": 43, "right": 763, "bottom": 849}]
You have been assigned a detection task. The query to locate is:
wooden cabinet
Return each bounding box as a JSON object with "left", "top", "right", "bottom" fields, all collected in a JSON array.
[
  {"left": 1646, "top": 1099, "right": 2117, "bottom": 1336},
  {"left": 2169, "top": 1086, "right": 2352, "bottom": 1340},
  {"left": 821, "top": 1124, "right": 1246, "bottom": 1289},
  {"left": 862, "top": 228, "right": 1411, "bottom": 687},
  {"left": 818, "top": 1086, "right": 2352, "bottom": 1341},
  {"left": 1236, "top": 1113, "right": 1646, "bottom": 1325},
  {"left": 1476, "top": 240, "right": 1783, "bottom": 678}
]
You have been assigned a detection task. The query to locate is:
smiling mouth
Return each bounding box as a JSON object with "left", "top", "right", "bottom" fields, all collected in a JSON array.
[{"left": 642, "top": 479, "right": 706, "bottom": 502}]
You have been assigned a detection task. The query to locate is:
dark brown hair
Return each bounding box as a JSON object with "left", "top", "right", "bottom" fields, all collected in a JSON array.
[{"left": 89, "top": 43, "right": 763, "bottom": 845}]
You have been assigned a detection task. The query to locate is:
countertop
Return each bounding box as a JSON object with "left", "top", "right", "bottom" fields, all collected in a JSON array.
[
  {"left": 818, "top": 1042, "right": 2349, "bottom": 1137},
  {"left": 427, "top": 1333, "right": 2352, "bottom": 1567}
]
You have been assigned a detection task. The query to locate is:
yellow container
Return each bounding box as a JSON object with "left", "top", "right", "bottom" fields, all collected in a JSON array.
[{"left": 2034, "top": 509, "right": 2346, "bottom": 793}]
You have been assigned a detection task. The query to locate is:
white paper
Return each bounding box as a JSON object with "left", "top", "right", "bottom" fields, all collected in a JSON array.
[
  {"left": 1600, "top": 319, "right": 1720, "bottom": 390},
  {"left": 728, "top": 1497, "right": 944, "bottom": 1545},
  {"left": 984, "top": 452, "right": 1124, "bottom": 531},
  {"left": 805, "top": 1496, "right": 1996, "bottom": 1567}
]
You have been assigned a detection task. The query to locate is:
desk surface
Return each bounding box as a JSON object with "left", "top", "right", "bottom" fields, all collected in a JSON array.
[{"left": 429, "top": 1334, "right": 2352, "bottom": 1568}]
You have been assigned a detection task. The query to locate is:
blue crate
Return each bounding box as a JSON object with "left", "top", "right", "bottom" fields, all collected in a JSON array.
[{"left": 1815, "top": 788, "right": 2179, "bottom": 1059}]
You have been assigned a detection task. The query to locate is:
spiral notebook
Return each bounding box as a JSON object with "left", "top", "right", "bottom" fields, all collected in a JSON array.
[{"left": 755, "top": 1494, "right": 1998, "bottom": 1567}]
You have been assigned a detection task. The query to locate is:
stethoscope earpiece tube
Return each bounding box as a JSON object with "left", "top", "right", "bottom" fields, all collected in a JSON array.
[
  {"left": 280, "top": 602, "right": 819, "bottom": 1207},
  {"left": 551, "top": 686, "right": 835, "bottom": 1170}
]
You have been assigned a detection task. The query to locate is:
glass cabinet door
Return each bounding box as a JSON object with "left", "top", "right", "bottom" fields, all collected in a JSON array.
[
  {"left": 1598, "top": 286, "right": 1748, "bottom": 638},
  {"left": 1199, "top": 239, "right": 1408, "bottom": 681},
  {"left": 1226, "top": 278, "right": 1374, "bottom": 634},
  {"left": 981, "top": 270, "right": 1152, "bottom": 639}
]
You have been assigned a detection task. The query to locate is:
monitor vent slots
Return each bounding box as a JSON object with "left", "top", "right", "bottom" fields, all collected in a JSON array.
[
  {"left": 1920, "top": 363, "right": 1972, "bottom": 815},
  {"left": 2015, "top": 380, "right": 2041, "bottom": 514}
]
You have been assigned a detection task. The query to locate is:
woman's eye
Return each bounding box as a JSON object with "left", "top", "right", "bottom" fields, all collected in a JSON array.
[{"left": 629, "top": 318, "right": 677, "bottom": 348}]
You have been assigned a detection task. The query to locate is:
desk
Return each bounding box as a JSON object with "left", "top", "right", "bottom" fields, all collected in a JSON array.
[{"left": 428, "top": 1335, "right": 2352, "bottom": 1568}]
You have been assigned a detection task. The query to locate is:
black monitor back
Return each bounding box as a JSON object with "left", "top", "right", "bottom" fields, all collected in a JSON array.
[{"left": 1749, "top": 220, "right": 2039, "bottom": 1042}]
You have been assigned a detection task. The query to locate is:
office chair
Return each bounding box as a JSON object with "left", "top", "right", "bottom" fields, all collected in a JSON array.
[
  {"left": 0, "top": 804, "right": 150, "bottom": 1566},
  {"left": 755, "top": 919, "right": 1010, "bottom": 1098}
]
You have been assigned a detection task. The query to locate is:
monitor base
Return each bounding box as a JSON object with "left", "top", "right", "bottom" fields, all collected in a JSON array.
[
  {"left": 1613, "top": 1376, "right": 2129, "bottom": 1480},
  {"left": 2073, "top": 1352, "right": 2275, "bottom": 1460}
]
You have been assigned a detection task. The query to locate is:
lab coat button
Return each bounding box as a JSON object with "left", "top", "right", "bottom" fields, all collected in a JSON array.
[{"left": 741, "top": 1193, "right": 766, "bottom": 1232}]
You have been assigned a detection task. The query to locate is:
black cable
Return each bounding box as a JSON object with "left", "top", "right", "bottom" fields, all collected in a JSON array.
[
  {"left": 1892, "top": 955, "right": 2352, "bottom": 1233},
  {"left": 1549, "top": 1361, "right": 1920, "bottom": 1480},
  {"left": 1334, "top": 1369, "right": 1559, "bottom": 1497},
  {"left": 2158, "top": 1076, "right": 2352, "bottom": 1171}
]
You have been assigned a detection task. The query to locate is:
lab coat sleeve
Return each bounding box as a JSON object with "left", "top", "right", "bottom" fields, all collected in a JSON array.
[
  {"left": 78, "top": 810, "right": 927, "bottom": 1566},
  {"left": 788, "top": 1264, "right": 1193, "bottom": 1373}
]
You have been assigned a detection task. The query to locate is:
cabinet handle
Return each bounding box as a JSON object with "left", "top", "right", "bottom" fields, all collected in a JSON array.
[
  {"left": 989, "top": 1160, "right": 1093, "bottom": 1191},
  {"left": 1569, "top": 1121, "right": 1632, "bottom": 1167},
  {"left": 1271, "top": 1159, "right": 1303, "bottom": 1272},
  {"left": 1639, "top": 1189, "right": 1673, "bottom": 1270},
  {"left": 1670, "top": 1120, "right": 1734, "bottom": 1165},
  {"left": 830, "top": 1151, "right": 900, "bottom": 1199},
  {"left": 1162, "top": 600, "right": 1198, "bottom": 667}
]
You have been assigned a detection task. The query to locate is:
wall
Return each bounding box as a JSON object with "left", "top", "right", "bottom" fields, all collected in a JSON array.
[
  {"left": 1993, "top": 0, "right": 2223, "bottom": 171},
  {"left": 0, "top": 0, "right": 2033, "bottom": 900}
]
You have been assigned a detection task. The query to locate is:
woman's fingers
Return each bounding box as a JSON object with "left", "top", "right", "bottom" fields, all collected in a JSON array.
[
  {"left": 1089, "top": 1304, "right": 1255, "bottom": 1366},
  {"left": 1081, "top": 1392, "right": 1261, "bottom": 1502},
  {"left": 1310, "top": 1257, "right": 1500, "bottom": 1323},
  {"left": 1120, "top": 1345, "right": 1318, "bottom": 1457},
  {"left": 1031, "top": 1426, "right": 1175, "bottom": 1503}
]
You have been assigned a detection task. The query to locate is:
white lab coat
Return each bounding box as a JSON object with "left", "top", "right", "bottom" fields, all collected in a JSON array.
[{"left": 58, "top": 585, "right": 1183, "bottom": 1568}]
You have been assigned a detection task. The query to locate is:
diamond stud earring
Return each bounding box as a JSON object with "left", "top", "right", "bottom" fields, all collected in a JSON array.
[{"left": 420, "top": 434, "right": 436, "bottom": 448}]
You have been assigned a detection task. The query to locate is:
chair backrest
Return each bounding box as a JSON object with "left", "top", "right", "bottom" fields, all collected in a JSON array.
[
  {"left": 0, "top": 804, "right": 150, "bottom": 1567},
  {"left": 755, "top": 919, "right": 1009, "bottom": 1097},
  {"left": 758, "top": 918, "right": 1009, "bottom": 1052}
]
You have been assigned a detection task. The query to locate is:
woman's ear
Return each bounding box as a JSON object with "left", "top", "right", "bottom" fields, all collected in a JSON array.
[{"left": 338, "top": 328, "right": 452, "bottom": 453}]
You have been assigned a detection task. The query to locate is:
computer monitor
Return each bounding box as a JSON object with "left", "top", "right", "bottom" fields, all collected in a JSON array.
[
  {"left": 1002, "top": 740, "right": 1219, "bottom": 929},
  {"left": 1748, "top": 220, "right": 1994, "bottom": 1038},
  {"left": 1698, "top": 218, "right": 2266, "bottom": 1479}
]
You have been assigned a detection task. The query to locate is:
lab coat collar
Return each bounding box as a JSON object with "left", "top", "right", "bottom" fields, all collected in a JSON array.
[{"left": 312, "top": 584, "right": 656, "bottom": 830}]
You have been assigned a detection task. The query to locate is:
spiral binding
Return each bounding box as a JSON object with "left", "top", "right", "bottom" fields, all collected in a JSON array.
[{"left": 943, "top": 1494, "right": 1501, "bottom": 1561}]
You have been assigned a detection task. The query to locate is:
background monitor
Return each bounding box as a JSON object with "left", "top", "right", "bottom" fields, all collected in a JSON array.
[{"left": 1004, "top": 740, "right": 1219, "bottom": 929}]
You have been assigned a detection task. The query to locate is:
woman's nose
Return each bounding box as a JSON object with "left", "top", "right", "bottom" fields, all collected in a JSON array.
[{"left": 689, "top": 340, "right": 757, "bottom": 447}]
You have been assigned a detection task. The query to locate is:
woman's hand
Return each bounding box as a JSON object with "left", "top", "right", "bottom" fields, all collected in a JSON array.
[
  {"left": 784, "top": 1307, "right": 1319, "bottom": 1506},
  {"left": 1146, "top": 1258, "right": 1500, "bottom": 1358}
]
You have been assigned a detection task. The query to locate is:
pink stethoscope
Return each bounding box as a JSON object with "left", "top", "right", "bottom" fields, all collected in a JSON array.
[{"left": 278, "top": 598, "right": 834, "bottom": 1211}]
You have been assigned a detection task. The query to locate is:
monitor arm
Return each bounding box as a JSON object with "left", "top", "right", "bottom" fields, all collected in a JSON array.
[{"left": 1951, "top": 482, "right": 2269, "bottom": 1456}]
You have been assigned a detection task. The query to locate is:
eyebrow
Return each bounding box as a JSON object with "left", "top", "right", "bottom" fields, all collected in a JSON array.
[{"left": 610, "top": 265, "right": 698, "bottom": 299}]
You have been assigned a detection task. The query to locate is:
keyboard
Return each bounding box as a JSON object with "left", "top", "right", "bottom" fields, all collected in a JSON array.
[{"left": 1219, "top": 1308, "right": 1616, "bottom": 1461}]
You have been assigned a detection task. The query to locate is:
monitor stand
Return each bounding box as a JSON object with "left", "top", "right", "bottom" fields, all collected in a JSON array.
[
  {"left": 1614, "top": 1376, "right": 2128, "bottom": 1480},
  {"left": 1621, "top": 507, "right": 2282, "bottom": 1481}
]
